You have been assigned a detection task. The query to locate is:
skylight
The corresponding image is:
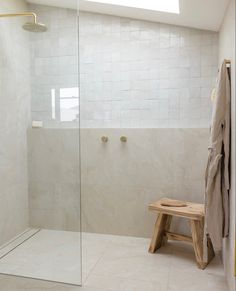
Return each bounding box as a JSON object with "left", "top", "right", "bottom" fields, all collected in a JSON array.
[{"left": 85, "top": 0, "right": 180, "bottom": 14}]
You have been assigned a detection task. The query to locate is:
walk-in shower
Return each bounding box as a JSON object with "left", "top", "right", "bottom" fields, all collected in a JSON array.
[{"left": 0, "top": 0, "right": 233, "bottom": 290}]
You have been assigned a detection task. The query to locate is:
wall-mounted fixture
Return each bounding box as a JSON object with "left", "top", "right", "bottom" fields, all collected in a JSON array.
[
  {"left": 32, "top": 120, "right": 43, "bottom": 128},
  {"left": 101, "top": 136, "right": 108, "bottom": 143},
  {"left": 0, "top": 12, "right": 47, "bottom": 32},
  {"left": 120, "top": 136, "right": 127, "bottom": 142}
]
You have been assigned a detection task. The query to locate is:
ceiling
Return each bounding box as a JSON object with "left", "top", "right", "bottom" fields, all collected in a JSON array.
[{"left": 27, "top": 0, "right": 230, "bottom": 31}]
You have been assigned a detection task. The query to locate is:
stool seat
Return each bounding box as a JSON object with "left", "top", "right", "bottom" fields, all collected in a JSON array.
[
  {"left": 149, "top": 198, "right": 204, "bottom": 220},
  {"left": 148, "top": 198, "right": 214, "bottom": 270}
]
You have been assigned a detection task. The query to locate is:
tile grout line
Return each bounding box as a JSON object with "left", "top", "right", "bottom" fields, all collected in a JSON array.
[
  {"left": 82, "top": 241, "right": 115, "bottom": 286},
  {"left": 84, "top": 239, "right": 174, "bottom": 289}
]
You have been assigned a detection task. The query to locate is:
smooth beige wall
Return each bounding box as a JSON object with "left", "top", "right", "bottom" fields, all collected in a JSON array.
[
  {"left": 28, "top": 128, "right": 208, "bottom": 238},
  {"left": 0, "top": 0, "right": 31, "bottom": 246},
  {"left": 219, "top": 0, "right": 236, "bottom": 290},
  {"left": 28, "top": 129, "right": 81, "bottom": 231},
  {"left": 81, "top": 128, "right": 208, "bottom": 237}
]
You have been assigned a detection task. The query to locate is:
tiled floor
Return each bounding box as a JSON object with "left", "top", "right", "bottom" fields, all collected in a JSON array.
[{"left": 0, "top": 230, "right": 229, "bottom": 291}]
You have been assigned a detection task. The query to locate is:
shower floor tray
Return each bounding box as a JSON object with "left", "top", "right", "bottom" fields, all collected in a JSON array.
[{"left": 0, "top": 229, "right": 82, "bottom": 285}]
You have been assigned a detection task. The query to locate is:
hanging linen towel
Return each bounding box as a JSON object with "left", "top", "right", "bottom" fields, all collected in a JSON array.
[{"left": 204, "top": 59, "right": 231, "bottom": 253}]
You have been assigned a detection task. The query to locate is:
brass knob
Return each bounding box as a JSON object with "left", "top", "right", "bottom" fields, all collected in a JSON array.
[
  {"left": 101, "top": 136, "right": 108, "bottom": 143},
  {"left": 120, "top": 136, "right": 127, "bottom": 142}
]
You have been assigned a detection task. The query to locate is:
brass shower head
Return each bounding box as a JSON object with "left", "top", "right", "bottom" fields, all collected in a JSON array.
[{"left": 0, "top": 12, "right": 47, "bottom": 33}]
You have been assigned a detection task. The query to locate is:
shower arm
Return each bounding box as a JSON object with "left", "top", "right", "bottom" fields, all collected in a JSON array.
[{"left": 0, "top": 13, "right": 37, "bottom": 23}]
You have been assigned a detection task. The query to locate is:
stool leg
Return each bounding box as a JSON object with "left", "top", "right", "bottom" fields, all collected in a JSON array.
[
  {"left": 207, "top": 237, "right": 215, "bottom": 263},
  {"left": 149, "top": 214, "right": 170, "bottom": 253},
  {"left": 190, "top": 219, "right": 207, "bottom": 269},
  {"left": 162, "top": 215, "right": 172, "bottom": 246}
]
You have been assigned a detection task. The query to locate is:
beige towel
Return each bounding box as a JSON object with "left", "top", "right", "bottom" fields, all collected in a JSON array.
[{"left": 204, "top": 59, "right": 230, "bottom": 254}]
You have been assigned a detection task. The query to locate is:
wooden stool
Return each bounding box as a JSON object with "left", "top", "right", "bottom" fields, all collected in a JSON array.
[{"left": 148, "top": 198, "right": 214, "bottom": 269}]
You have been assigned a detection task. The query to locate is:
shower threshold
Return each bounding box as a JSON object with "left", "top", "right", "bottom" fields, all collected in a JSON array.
[{"left": 0, "top": 229, "right": 82, "bottom": 285}]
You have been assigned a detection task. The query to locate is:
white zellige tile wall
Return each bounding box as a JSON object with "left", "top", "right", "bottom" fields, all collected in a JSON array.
[
  {"left": 80, "top": 12, "right": 218, "bottom": 128},
  {"left": 30, "top": 5, "right": 219, "bottom": 128},
  {"left": 30, "top": 4, "right": 79, "bottom": 128}
]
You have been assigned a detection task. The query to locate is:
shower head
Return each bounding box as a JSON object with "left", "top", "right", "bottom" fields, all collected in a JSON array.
[
  {"left": 22, "top": 12, "right": 47, "bottom": 32},
  {"left": 22, "top": 22, "right": 47, "bottom": 33},
  {"left": 0, "top": 12, "right": 47, "bottom": 33}
]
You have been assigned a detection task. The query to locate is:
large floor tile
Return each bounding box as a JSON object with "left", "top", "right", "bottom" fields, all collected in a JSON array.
[
  {"left": 84, "top": 274, "right": 167, "bottom": 291},
  {"left": 169, "top": 242, "right": 224, "bottom": 277},
  {"left": 0, "top": 275, "right": 107, "bottom": 291},
  {"left": 90, "top": 243, "right": 171, "bottom": 285},
  {"left": 167, "top": 266, "right": 228, "bottom": 291}
]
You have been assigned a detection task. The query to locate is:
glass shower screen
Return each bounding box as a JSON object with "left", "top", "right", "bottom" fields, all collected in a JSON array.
[{"left": 0, "top": 0, "right": 82, "bottom": 286}]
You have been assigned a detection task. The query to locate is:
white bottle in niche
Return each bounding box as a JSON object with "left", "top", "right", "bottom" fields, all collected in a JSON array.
[{"left": 32, "top": 120, "right": 43, "bottom": 128}]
